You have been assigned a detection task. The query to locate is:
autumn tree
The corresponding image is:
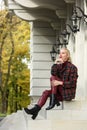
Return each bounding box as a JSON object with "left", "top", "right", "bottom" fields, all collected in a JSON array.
[{"left": 0, "top": 9, "right": 30, "bottom": 114}]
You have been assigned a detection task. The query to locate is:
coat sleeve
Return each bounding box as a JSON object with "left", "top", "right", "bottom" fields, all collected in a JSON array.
[
  {"left": 51, "top": 64, "right": 62, "bottom": 76},
  {"left": 63, "top": 66, "right": 78, "bottom": 89}
]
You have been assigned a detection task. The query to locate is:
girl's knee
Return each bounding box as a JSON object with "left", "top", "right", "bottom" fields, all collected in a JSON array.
[
  {"left": 42, "top": 90, "right": 51, "bottom": 96},
  {"left": 50, "top": 75, "right": 61, "bottom": 81}
]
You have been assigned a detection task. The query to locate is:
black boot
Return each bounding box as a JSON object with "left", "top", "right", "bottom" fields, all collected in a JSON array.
[
  {"left": 24, "top": 104, "right": 41, "bottom": 119},
  {"left": 46, "top": 94, "right": 52, "bottom": 110},
  {"left": 46, "top": 94, "right": 60, "bottom": 110}
]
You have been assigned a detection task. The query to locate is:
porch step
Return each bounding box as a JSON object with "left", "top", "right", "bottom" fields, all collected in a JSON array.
[
  {"left": 46, "top": 99, "right": 87, "bottom": 120},
  {"left": 28, "top": 120, "right": 87, "bottom": 130},
  {"left": 0, "top": 110, "right": 87, "bottom": 130},
  {"left": 47, "top": 109, "right": 87, "bottom": 120},
  {"left": 61, "top": 99, "right": 87, "bottom": 110},
  {"left": 26, "top": 99, "right": 87, "bottom": 120},
  {"left": 0, "top": 99, "right": 87, "bottom": 130}
]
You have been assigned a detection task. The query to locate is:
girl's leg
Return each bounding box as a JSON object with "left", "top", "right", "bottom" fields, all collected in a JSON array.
[
  {"left": 24, "top": 89, "right": 51, "bottom": 119},
  {"left": 37, "top": 90, "right": 51, "bottom": 107},
  {"left": 50, "top": 75, "right": 63, "bottom": 101},
  {"left": 46, "top": 76, "right": 63, "bottom": 110}
]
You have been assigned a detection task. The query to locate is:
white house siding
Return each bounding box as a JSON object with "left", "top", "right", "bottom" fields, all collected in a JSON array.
[{"left": 30, "top": 21, "right": 56, "bottom": 96}]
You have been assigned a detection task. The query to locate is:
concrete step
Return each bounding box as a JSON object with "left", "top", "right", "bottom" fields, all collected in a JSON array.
[
  {"left": 61, "top": 99, "right": 87, "bottom": 110},
  {"left": 0, "top": 99, "right": 87, "bottom": 130},
  {"left": 28, "top": 120, "right": 87, "bottom": 130},
  {"left": 47, "top": 109, "right": 87, "bottom": 120},
  {"left": 27, "top": 99, "right": 87, "bottom": 120},
  {"left": 46, "top": 99, "right": 87, "bottom": 120},
  {"left": 0, "top": 109, "right": 87, "bottom": 130}
]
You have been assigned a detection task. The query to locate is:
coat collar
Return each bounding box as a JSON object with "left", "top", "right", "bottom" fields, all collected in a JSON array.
[{"left": 61, "top": 61, "right": 69, "bottom": 72}]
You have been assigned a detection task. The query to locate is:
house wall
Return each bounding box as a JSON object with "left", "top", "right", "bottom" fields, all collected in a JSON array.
[{"left": 29, "top": 21, "right": 56, "bottom": 97}]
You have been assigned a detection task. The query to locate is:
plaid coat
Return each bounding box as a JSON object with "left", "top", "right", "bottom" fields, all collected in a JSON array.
[{"left": 51, "top": 61, "right": 78, "bottom": 101}]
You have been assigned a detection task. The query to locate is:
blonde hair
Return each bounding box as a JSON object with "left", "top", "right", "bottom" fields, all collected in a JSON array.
[{"left": 61, "top": 48, "right": 72, "bottom": 63}]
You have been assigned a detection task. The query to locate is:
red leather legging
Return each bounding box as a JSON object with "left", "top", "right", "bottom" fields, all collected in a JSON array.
[{"left": 37, "top": 76, "right": 63, "bottom": 107}]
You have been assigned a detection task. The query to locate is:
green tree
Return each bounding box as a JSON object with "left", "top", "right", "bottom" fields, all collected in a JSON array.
[{"left": 0, "top": 10, "right": 30, "bottom": 114}]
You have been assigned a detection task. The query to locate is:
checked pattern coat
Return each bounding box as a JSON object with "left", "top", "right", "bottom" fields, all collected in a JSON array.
[{"left": 51, "top": 61, "right": 78, "bottom": 101}]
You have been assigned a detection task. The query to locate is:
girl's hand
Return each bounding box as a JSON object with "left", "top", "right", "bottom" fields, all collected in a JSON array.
[
  {"left": 52, "top": 80, "right": 63, "bottom": 86},
  {"left": 55, "top": 58, "right": 63, "bottom": 64}
]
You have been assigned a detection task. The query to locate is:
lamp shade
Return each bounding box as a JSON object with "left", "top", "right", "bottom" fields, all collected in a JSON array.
[
  {"left": 50, "top": 45, "right": 57, "bottom": 61},
  {"left": 71, "top": 8, "right": 81, "bottom": 33},
  {"left": 61, "top": 29, "right": 70, "bottom": 45}
]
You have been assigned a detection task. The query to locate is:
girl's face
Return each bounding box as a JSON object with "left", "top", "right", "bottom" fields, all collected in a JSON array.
[{"left": 59, "top": 49, "right": 69, "bottom": 62}]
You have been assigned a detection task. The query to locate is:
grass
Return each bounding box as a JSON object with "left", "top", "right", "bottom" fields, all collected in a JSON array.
[{"left": 0, "top": 113, "right": 6, "bottom": 117}]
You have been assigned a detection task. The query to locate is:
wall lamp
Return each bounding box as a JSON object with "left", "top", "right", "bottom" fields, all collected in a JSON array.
[
  {"left": 50, "top": 45, "right": 57, "bottom": 62},
  {"left": 65, "top": 6, "right": 85, "bottom": 33},
  {"left": 75, "top": 6, "right": 87, "bottom": 23},
  {"left": 65, "top": 6, "right": 87, "bottom": 34},
  {"left": 71, "top": 6, "right": 82, "bottom": 33},
  {"left": 61, "top": 28, "right": 70, "bottom": 45}
]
